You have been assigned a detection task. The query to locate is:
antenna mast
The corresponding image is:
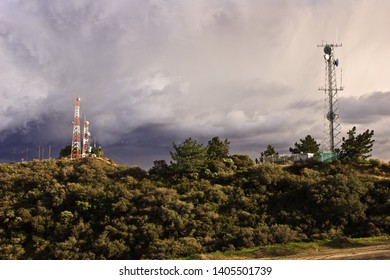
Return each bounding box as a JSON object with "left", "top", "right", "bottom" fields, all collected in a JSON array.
[
  {"left": 318, "top": 42, "right": 343, "bottom": 153},
  {"left": 71, "top": 97, "right": 82, "bottom": 159},
  {"left": 82, "top": 116, "right": 91, "bottom": 158}
]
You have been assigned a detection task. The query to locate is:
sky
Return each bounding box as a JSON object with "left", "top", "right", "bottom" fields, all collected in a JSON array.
[{"left": 1, "top": 0, "right": 390, "bottom": 168}]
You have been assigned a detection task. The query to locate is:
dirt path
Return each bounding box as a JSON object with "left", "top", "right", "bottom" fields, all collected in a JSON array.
[
  {"left": 266, "top": 243, "right": 390, "bottom": 260},
  {"left": 198, "top": 237, "right": 390, "bottom": 260}
]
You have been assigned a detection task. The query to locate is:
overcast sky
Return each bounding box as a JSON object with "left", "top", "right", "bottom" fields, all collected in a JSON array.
[{"left": 1, "top": 0, "right": 390, "bottom": 168}]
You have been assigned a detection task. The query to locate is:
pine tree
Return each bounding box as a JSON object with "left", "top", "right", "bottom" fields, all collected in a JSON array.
[
  {"left": 338, "top": 127, "right": 375, "bottom": 162},
  {"left": 207, "top": 136, "right": 230, "bottom": 160},
  {"left": 260, "top": 145, "right": 278, "bottom": 162},
  {"left": 289, "top": 135, "right": 320, "bottom": 156},
  {"left": 170, "top": 138, "right": 208, "bottom": 176}
]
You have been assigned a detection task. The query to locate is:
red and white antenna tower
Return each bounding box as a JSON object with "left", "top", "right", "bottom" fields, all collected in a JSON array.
[
  {"left": 71, "top": 97, "right": 82, "bottom": 159},
  {"left": 82, "top": 116, "right": 91, "bottom": 158}
]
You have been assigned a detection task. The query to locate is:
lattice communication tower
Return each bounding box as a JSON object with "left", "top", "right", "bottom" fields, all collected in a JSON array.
[
  {"left": 318, "top": 42, "right": 343, "bottom": 153},
  {"left": 71, "top": 97, "right": 82, "bottom": 159},
  {"left": 82, "top": 117, "right": 91, "bottom": 158}
]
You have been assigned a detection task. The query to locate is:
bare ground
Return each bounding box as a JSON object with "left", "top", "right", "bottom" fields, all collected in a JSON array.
[
  {"left": 198, "top": 237, "right": 390, "bottom": 260},
  {"left": 270, "top": 243, "right": 390, "bottom": 260}
]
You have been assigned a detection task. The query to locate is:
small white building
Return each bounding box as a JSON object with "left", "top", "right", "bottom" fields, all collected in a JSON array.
[{"left": 292, "top": 153, "right": 315, "bottom": 162}]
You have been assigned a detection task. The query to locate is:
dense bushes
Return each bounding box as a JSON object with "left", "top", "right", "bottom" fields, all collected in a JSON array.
[{"left": 0, "top": 157, "right": 389, "bottom": 259}]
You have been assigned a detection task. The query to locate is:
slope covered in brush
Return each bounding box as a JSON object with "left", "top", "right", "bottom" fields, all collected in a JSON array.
[{"left": 0, "top": 157, "right": 389, "bottom": 259}]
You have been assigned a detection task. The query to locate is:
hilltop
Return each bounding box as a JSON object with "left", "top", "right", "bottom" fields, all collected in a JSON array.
[{"left": 0, "top": 157, "right": 389, "bottom": 259}]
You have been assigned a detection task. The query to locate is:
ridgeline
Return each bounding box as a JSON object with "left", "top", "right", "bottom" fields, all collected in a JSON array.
[{"left": 0, "top": 156, "right": 389, "bottom": 259}]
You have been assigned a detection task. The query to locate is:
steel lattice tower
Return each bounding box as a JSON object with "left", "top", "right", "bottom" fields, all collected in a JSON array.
[
  {"left": 318, "top": 43, "right": 343, "bottom": 153},
  {"left": 71, "top": 97, "right": 82, "bottom": 159},
  {"left": 82, "top": 117, "right": 91, "bottom": 158}
]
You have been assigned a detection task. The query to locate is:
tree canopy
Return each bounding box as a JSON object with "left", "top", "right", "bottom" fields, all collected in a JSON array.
[
  {"left": 1, "top": 157, "right": 388, "bottom": 260},
  {"left": 260, "top": 144, "right": 278, "bottom": 162},
  {"left": 207, "top": 136, "right": 230, "bottom": 160},
  {"left": 170, "top": 138, "right": 208, "bottom": 177},
  {"left": 91, "top": 146, "right": 104, "bottom": 157},
  {"left": 338, "top": 127, "right": 375, "bottom": 162},
  {"left": 59, "top": 145, "right": 71, "bottom": 158},
  {"left": 1, "top": 134, "right": 387, "bottom": 260},
  {"left": 289, "top": 135, "right": 320, "bottom": 157}
]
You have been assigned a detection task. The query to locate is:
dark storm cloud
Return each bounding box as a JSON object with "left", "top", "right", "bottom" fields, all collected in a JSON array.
[
  {"left": 0, "top": 110, "right": 69, "bottom": 162},
  {"left": 341, "top": 92, "right": 390, "bottom": 124},
  {"left": 1, "top": 0, "right": 390, "bottom": 166},
  {"left": 338, "top": 92, "right": 390, "bottom": 161}
]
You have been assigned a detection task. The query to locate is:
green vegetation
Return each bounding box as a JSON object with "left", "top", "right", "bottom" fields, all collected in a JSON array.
[
  {"left": 0, "top": 136, "right": 389, "bottom": 260},
  {"left": 289, "top": 135, "right": 320, "bottom": 157},
  {"left": 338, "top": 126, "right": 375, "bottom": 163},
  {"left": 59, "top": 145, "right": 72, "bottom": 158},
  {"left": 90, "top": 146, "right": 104, "bottom": 157},
  {"left": 196, "top": 236, "right": 390, "bottom": 260},
  {"left": 261, "top": 144, "right": 278, "bottom": 159},
  {"left": 170, "top": 137, "right": 208, "bottom": 178}
]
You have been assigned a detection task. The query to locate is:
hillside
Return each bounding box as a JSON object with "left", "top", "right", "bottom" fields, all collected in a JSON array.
[{"left": 0, "top": 157, "right": 389, "bottom": 259}]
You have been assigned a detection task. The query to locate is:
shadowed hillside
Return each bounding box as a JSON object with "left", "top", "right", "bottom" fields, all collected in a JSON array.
[{"left": 0, "top": 157, "right": 389, "bottom": 259}]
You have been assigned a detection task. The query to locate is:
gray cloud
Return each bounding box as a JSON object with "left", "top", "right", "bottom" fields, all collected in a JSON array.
[
  {"left": 1, "top": 0, "right": 390, "bottom": 167},
  {"left": 341, "top": 92, "right": 390, "bottom": 124},
  {"left": 339, "top": 92, "right": 390, "bottom": 161}
]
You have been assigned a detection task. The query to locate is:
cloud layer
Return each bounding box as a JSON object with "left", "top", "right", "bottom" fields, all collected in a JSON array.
[{"left": 1, "top": 0, "right": 390, "bottom": 166}]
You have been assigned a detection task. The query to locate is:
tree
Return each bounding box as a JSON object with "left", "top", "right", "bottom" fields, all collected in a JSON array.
[
  {"left": 260, "top": 145, "right": 278, "bottom": 162},
  {"left": 289, "top": 135, "right": 320, "bottom": 156},
  {"left": 207, "top": 136, "right": 230, "bottom": 160},
  {"left": 338, "top": 126, "right": 374, "bottom": 162},
  {"left": 91, "top": 146, "right": 104, "bottom": 157},
  {"left": 59, "top": 145, "right": 71, "bottom": 158},
  {"left": 170, "top": 138, "right": 208, "bottom": 177},
  {"left": 149, "top": 160, "right": 171, "bottom": 180}
]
